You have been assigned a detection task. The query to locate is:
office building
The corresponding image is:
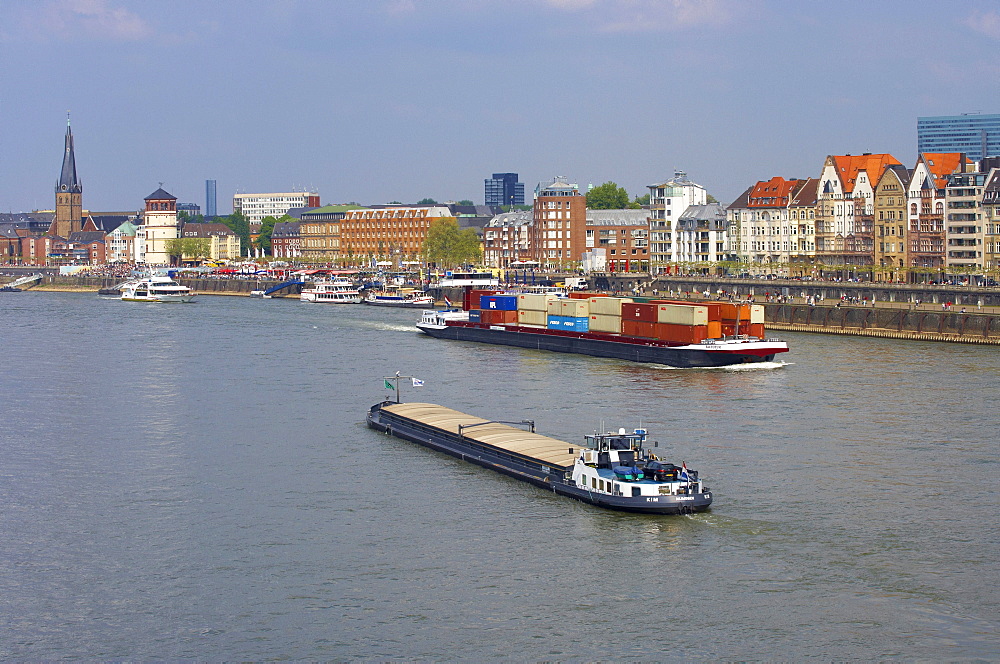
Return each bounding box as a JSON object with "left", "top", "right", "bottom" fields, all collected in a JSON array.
[
  {"left": 917, "top": 114, "right": 1000, "bottom": 162},
  {"left": 206, "top": 179, "right": 217, "bottom": 218},
  {"left": 233, "top": 191, "right": 320, "bottom": 225},
  {"left": 485, "top": 173, "right": 525, "bottom": 207}
]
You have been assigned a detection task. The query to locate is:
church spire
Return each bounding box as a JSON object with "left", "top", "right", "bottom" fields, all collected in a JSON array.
[{"left": 57, "top": 112, "right": 81, "bottom": 194}]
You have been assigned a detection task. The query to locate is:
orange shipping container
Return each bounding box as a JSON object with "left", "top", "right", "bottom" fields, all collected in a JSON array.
[
  {"left": 653, "top": 323, "right": 708, "bottom": 344},
  {"left": 621, "top": 319, "right": 656, "bottom": 338},
  {"left": 707, "top": 320, "right": 722, "bottom": 339},
  {"left": 748, "top": 323, "right": 765, "bottom": 338},
  {"left": 480, "top": 309, "right": 517, "bottom": 325}
]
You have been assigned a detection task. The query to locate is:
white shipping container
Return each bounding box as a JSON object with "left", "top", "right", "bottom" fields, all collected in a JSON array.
[
  {"left": 517, "top": 309, "right": 547, "bottom": 326},
  {"left": 559, "top": 299, "right": 590, "bottom": 317},
  {"left": 588, "top": 314, "right": 621, "bottom": 334},
  {"left": 517, "top": 293, "right": 560, "bottom": 312},
  {"left": 588, "top": 297, "right": 633, "bottom": 316},
  {"left": 656, "top": 304, "right": 709, "bottom": 326},
  {"left": 546, "top": 298, "right": 564, "bottom": 315},
  {"left": 750, "top": 304, "right": 765, "bottom": 324}
]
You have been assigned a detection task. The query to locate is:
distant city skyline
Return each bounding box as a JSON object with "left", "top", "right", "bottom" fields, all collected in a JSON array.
[{"left": 2, "top": 0, "right": 1000, "bottom": 213}]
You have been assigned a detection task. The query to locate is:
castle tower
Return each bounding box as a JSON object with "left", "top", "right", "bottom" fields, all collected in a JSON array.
[
  {"left": 140, "top": 187, "right": 178, "bottom": 265},
  {"left": 52, "top": 115, "right": 83, "bottom": 237}
]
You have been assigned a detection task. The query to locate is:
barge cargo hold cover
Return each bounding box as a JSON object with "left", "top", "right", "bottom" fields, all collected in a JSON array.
[{"left": 367, "top": 401, "right": 713, "bottom": 515}]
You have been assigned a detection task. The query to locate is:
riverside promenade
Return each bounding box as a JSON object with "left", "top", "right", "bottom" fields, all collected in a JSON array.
[{"left": 17, "top": 272, "right": 1000, "bottom": 344}]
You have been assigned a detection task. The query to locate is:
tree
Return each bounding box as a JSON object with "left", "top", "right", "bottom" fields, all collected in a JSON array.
[
  {"left": 632, "top": 193, "right": 650, "bottom": 207},
  {"left": 417, "top": 198, "right": 438, "bottom": 205},
  {"left": 165, "top": 237, "right": 212, "bottom": 264},
  {"left": 422, "top": 218, "right": 481, "bottom": 268},
  {"left": 707, "top": 194, "right": 719, "bottom": 204},
  {"left": 257, "top": 214, "right": 289, "bottom": 255},
  {"left": 220, "top": 212, "right": 251, "bottom": 257},
  {"left": 586, "top": 181, "right": 630, "bottom": 209},
  {"left": 457, "top": 199, "right": 474, "bottom": 206}
]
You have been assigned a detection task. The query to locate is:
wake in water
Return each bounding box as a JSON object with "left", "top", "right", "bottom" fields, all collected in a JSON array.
[{"left": 648, "top": 360, "right": 791, "bottom": 372}]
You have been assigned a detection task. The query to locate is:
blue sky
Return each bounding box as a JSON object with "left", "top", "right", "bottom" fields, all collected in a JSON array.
[{"left": 2, "top": 0, "right": 1000, "bottom": 214}]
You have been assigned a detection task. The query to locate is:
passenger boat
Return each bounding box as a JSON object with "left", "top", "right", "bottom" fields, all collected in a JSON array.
[
  {"left": 0, "top": 285, "right": 22, "bottom": 292},
  {"left": 119, "top": 276, "right": 196, "bottom": 302},
  {"left": 416, "top": 291, "right": 788, "bottom": 368},
  {"left": 364, "top": 287, "right": 435, "bottom": 308},
  {"left": 299, "top": 277, "right": 363, "bottom": 304},
  {"left": 367, "top": 401, "right": 712, "bottom": 515}
]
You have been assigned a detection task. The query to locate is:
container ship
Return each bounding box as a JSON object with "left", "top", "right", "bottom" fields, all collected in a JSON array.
[
  {"left": 416, "top": 290, "right": 788, "bottom": 368},
  {"left": 367, "top": 400, "right": 712, "bottom": 515}
]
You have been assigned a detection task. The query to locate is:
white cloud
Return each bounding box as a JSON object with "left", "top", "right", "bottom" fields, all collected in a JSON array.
[
  {"left": 964, "top": 9, "right": 1000, "bottom": 40},
  {"left": 14, "top": 0, "right": 151, "bottom": 42}
]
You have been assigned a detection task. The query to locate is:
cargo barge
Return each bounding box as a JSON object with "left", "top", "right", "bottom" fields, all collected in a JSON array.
[
  {"left": 367, "top": 400, "right": 713, "bottom": 515},
  {"left": 416, "top": 291, "right": 788, "bottom": 368}
]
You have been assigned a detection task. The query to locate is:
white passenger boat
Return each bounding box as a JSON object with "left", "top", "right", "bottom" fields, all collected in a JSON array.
[
  {"left": 119, "top": 276, "right": 196, "bottom": 302},
  {"left": 364, "top": 287, "right": 435, "bottom": 308},
  {"left": 300, "top": 277, "right": 363, "bottom": 304}
]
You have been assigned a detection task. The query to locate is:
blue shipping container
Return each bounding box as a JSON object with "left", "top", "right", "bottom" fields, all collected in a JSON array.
[
  {"left": 480, "top": 295, "right": 518, "bottom": 311},
  {"left": 547, "top": 315, "right": 589, "bottom": 332},
  {"left": 468, "top": 309, "right": 482, "bottom": 323}
]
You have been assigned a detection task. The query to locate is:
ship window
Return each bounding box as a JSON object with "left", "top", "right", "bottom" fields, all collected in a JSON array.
[
  {"left": 632, "top": 486, "right": 641, "bottom": 497},
  {"left": 599, "top": 480, "right": 605, "bottom": 492},
  {"left": 591, "top": 477, "right": 597, "bottom": 489}
]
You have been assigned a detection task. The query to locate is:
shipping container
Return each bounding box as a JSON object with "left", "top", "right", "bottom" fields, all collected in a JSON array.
[
  {"left": 707, "top": 320, "right": 722, "bottom": 339},
  {"left": 621, "top": 302, "right": 657, "bottom": 323},
  {"left": 653, "top": 323, "right": 708, "bottom": 344},
  {"left": 466, "top": 288, "right": 501, "bottom": 311},
  {"left": 749, "top": 305, "right": 765, "bottom": 324},
  {"left": 468, "top": 309, "right": 482, "bottom": 323},
  {"left": 655, "top": 304, "right": 709, "bottom": 326},
  {"left": 748, "top": 323, "right": 765, "bottom": 338},
  {"left": 546, "top": 298, "right": 564, "bottom": 316},
  {"left": 559, "top": 299, "right": 590, "bottom": 317},
  {"left": 517, "top": 293, "right": 560, "bottom": 311},
  {"left": 481, "top": 294, "right": 518, "bottom": 311},
  {"left": 589, "top": 314, "right": 621, "bottom": 334},
  {"left": 588, "top": 296, "right": 632, "bottom": 316},
  {"left": 650, "top": 300, "right": 723, "bottom": 322},
  {"left": 517, "top": 309, "right": 547, "bottom": 327},
  {"left": 621, "top": 319, "right": 656, "bottom": 338},
  {"left": 718, "top": 303, "right": 752, "bottom": 321},
  {"left": 547, "top": 315, "right": 589, "bottom": 332},
  {"left": 480, "top": 309, "right": 518, "bottom": 325}
]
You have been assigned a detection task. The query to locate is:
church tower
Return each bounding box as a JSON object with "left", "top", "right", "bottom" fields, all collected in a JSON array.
[{"left": 52, "top": 115, "right": 83, "bottom": 237}]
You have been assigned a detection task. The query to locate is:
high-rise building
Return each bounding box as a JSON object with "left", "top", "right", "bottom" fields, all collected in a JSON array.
[
  {"left": 485, "top": 173, "right": 525, "bottom": 207},
  {"left": 918, "top": 114, "right": 1000, "bottom": 162},
  {"left": 206, "top": 179, "right": 217, "bottom": 218}
]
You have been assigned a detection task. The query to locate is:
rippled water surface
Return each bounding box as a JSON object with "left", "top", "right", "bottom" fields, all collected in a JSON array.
[{"left": 1, "top": 292, "right": 998, "bottom": 660}]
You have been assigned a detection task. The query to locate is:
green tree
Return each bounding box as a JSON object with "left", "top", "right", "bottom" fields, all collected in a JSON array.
[
  {"left": 257, "top": 214, "right": 289, "bottom": 255},
  {"left": 457, "top": 199, "right": 474, "bottom": 206},
  {"left": 165, "top": 237, "right": 211, "bottom": 264},
  {"left": 632, "top": 193, "right": 650, "bottom": 207},
  {"left": 220, "top": 212, "right": 251, "bottom": 257},
  {"left": 707, "top": 194, "right": 719, "bottom": 204},
  {"left": 417, "top": 198, "right": 438, "bottom": 205},
  {"left": 586, "top": 181, "right": 630, "bottom": 209},
  {"left": 422, "top": 218, "right": 481, "bottom": 268}
]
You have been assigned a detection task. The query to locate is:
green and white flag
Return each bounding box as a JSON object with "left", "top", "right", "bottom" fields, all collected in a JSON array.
[{"left": 384, "top": 378, "right": 394, "bottom": 390}]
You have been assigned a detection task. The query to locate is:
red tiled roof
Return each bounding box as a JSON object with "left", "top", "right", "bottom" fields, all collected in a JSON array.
[
  {"left": 831, "top": 154, "right": 901, "bottom": 193},
  {"left": 921, "top": 152, "right": 968, "bottom": 189},
  {"left": 747, "top": 176, "right": 804, "bottom": 208}
]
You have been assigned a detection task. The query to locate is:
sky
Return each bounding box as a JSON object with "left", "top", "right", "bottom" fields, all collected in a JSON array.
[{"left": 2, "top": 0, "right": 1000, "bottom": 215}]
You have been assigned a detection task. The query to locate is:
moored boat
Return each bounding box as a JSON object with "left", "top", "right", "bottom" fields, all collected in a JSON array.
[
  {"left": 300, "top": 277, "right": 363, "bottom": 303},
  {"left": 367, "top": 400, "right": 712, "bottom": 515},
  {"left": 416, "top": 291, "right": 788, "bottom": 368},
  {"left": 364, "top": 287, "right": 435, "bottom": 308},
  {"left": 119, "top": 276, "right": 195, "bottom": 302}
]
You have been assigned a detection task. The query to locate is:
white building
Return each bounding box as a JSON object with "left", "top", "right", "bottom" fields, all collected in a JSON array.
[
  {"left": 647, "top": 171, "right": 707, "bottom": 269},
  {"left": 233, "top": 191, "right": 319, "bottom": 225},
  {"left": 483, "top": 210, "right": 533, "bottom": 268},
  {"left": 138, "top": 187, "right": 179, "bottom": 265}
]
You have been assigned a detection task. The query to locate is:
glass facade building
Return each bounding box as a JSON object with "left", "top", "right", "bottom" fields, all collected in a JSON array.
[
  {"left": 917, "top": 114, "right": 1000, "bottom": 162},
  {"left": 206, "top": 179, "right": 217, "bottom": 218},
  {"left": 484, "top": 173, "right": 525, "bottom": 207}
]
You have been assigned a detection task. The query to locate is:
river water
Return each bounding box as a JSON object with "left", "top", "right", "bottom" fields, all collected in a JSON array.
[{"left": 1, "top": 292, "right": 998, "bottom": 660}]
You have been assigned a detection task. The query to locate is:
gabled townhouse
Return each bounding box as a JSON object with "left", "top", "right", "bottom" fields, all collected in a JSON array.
[
  {"left": 982, "top": 167, "right": 1000, "bottom": 276},
  {"left": 905, "top": 153, "right": 969, "bottom": 277},
  {"left": 725, "top": 176, "right": 809, "bottom": 273},
  {"left": 815, "top": 153, "right": 902, "bottom": 271},
  {"left": 271, "top": 221, "right": 301, "bottom": 259},
  {"left": 788, "top": 178, "right": 819, "bottom": 276},
  {"left": 106, "top": 221, "right": 138, "bottom": 263},
  {"left": 873, "top": 165, "right": 911, "bottom": 281}
]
